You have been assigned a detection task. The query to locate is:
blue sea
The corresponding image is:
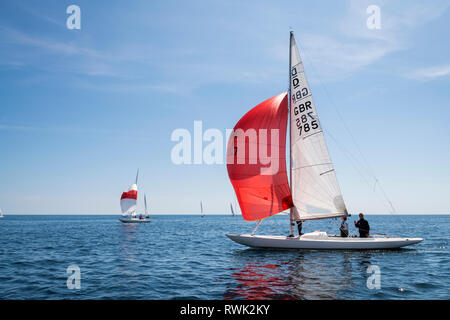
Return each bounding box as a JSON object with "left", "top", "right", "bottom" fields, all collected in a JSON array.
[{"left": 0, "top": 214, "right": 448, "bottom": 300}]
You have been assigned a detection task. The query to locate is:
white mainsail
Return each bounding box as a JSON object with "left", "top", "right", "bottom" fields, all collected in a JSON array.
[
  {"left": 0, "top": 209, "right": 3, "bottom": 218},
  {"left": 200, "top": 201, "right": 204, "bottom": 217},
  {"left": 144, "top": 193, "right": 149, "bottom": 218},
  {"left": 289, "top": 32, "right": 348, "bottom": 221}
]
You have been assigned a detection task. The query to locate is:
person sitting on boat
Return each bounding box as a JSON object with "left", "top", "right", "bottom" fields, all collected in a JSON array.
[
  {"left": 139, "top": 214, "right": 143, "bottom": 220},
  {"left": 340, "top": 216, "right": 349, "bottom": 237},
  {"left": 354, "top": 213, "right": 370, "bottom": 238}
]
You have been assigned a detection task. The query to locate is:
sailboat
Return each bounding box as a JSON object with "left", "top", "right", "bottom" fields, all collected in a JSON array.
[
  {"left": 0, "top": 209, "right": 3, "bottom": 219},
  {"left": 144, "top": 194, "right": 150, "bottom": 219},
  {"left": 230, "top": 203, "right": 235, "bottom": 217},
  {"left": 225, "top": 32, "right": 423, "bottom": 249},
  {"left": 200, "top": 201, "right": 205, "bottom": 217},
  {"left": 119, "top": 170, "right": 150, "bottom": 223}
]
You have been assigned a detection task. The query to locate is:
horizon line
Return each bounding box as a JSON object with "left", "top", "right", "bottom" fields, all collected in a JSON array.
[{"left": 1, "top": 213, "right": 449, "bottom": 216}]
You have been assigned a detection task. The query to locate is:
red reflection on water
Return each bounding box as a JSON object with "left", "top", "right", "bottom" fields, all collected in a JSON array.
[{"left": 224, "top": 263, "right": 294, "bottom": 300}]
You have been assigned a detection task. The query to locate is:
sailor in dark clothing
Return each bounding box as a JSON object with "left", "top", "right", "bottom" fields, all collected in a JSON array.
[
  {"left": 288, "top": 220, "right": 303, "bottom": 237},
  {"left": 354, "top": 213, "right": 370, "bottom": 238},
  {"left": 296, "top": 221, "right": 303, "bottom": 236}
]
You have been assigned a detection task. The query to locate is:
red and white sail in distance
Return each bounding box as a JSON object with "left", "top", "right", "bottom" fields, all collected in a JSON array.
[
  {"left": 226, "top": 93, "right": 293, "bottom": 221},
  {"left": 120, "top": 183, "right": 137, "bottom": 216}
]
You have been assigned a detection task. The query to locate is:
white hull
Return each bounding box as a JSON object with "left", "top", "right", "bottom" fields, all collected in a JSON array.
[
  {"left": 119, "top": 218, "right": 151, "bottom": 224},
  {"left": 226, "top": 231, "right": 423, "bottom": 250}
]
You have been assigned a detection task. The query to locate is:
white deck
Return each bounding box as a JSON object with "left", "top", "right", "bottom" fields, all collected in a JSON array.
[{"left": 226, "top": 231, "right": 423, "bottom": 250}]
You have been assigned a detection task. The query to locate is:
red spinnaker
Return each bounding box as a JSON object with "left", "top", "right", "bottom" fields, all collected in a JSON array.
[
  {"left": 226, "top": 92, "right": 293, "bottom": 221},
  {"left": 121, "top": 190, "right": 137, "bottom": 200}
]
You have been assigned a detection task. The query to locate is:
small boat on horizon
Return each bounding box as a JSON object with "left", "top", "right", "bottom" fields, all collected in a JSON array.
[
  {"left": 225, "top": 31, "right": 423, "bottom": 250},
  {"left": 200, "top": 201, "right": 205, "bottom": 218},
  {"left": 0, "top": 208, "right": 3, "bottom": 219},
  {"left": 144, "top": 194, "right": 150, "bottom": 219},
  {"left": 119, "top": 170, "right": 150, "bottom": 224}
]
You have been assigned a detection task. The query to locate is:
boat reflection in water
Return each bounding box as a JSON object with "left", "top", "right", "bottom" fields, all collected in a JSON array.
[
  {"left": 118, "top": 223, "right": 140, "bottom": 276},
  {"left": 224, "top": 249, "right": 378, "bottom": 300}
]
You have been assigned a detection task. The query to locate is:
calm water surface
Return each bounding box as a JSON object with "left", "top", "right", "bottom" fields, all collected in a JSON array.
[{"left": 0, "top": 214, "right": 448, "bottom": 299}]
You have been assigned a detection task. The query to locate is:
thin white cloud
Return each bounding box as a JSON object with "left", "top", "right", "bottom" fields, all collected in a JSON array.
[
  {"left": 405, "top": 65, "right": 450, "bottom": 80},
  {"left": 0, "top": 25, "right": 100, "bottom": 57},
  {"left": 0, "top": 124, "right": 36, "bottom": 132},
  {"left": 2, "top": 1, "right": 449, "bottom": 90},
  {"left": 12, "top": 1, "right": 63, "bottom": 27},
  {"left": 73, "top": 81, "right": 189, "bottom": 95},
  {"left": 0, "top": 124, "right": 121, "bottom": 135},
  {"left": 270, "top": 0, "right": 450, "bottom": 82}
]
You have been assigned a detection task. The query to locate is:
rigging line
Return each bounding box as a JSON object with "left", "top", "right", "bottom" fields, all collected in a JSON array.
[
  {"left": 324, "top": 124, "right": 399, "bottom": 216},
  {"left": 297, "top": 43, "right": 376, "bottom": 179},
  {"left": 251, "top": 219, "right": 263, "bottom": 236},
  {"left": 324, "top": 128, "right": 373, "bottom": 188},
  {"left": 325, "top": 128, "right": 399, "bottom": 216},
  {"left": 297, "top": 41, "right": 399, "bottom": 216}
]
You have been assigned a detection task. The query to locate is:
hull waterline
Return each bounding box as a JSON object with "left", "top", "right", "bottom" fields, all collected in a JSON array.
[
  {"left": 226, "top": 232, "right": 423, "bottom": 250},
  {"left": 119, "top": 218, "right": 151, "bottom": 224}
]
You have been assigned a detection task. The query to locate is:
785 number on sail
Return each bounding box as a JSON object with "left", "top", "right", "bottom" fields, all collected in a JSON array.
[{"left": 292, "top": 98, "right": 319, "bottom": 137}]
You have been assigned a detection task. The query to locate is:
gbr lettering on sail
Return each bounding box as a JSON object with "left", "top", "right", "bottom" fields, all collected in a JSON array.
[{"left": 291, "top": 64, "right": 320, "bottom": 137}]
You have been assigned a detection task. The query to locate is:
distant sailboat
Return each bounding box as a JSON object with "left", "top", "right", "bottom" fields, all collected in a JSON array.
[
  {"left": 230, "top": 203, "right": 235, "bottom": 217},
  {"left": 0, "top": 209, "right": 3, "bottom": 219},
  {"left": 119, "top": 170, "right": 150, "bottom": 223},
  {"left": 200, "top": 201, "right": 205, "bottom": 217},
  {"left": 225, "top": 31, "right": 423, "bottom": 249},
  {"left": 144, "top": 194, "right": 150, "bottom": 219}
]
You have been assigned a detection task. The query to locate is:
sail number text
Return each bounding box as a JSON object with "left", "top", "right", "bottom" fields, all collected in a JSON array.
[
  {"left": 294, "top": 99, "right": 319, "bottom": 136},
  {"left": 291, "top": 66, "right": 319, "bottom": 137}
]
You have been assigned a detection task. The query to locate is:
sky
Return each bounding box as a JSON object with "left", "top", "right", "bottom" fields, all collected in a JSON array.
[{"left": 0, "top": 0, "right": 449, "bottom": 215}]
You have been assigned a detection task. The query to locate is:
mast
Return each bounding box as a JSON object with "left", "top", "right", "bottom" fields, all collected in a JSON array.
[
  {"left": 134, "top": 169, "right": 139, "bottom": 217},
  {"left": 144, "top": 193, "right": 148, "bottom": 216},
  {"left": 288, "top": 31, "right": 294, "bottom": 236}
]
